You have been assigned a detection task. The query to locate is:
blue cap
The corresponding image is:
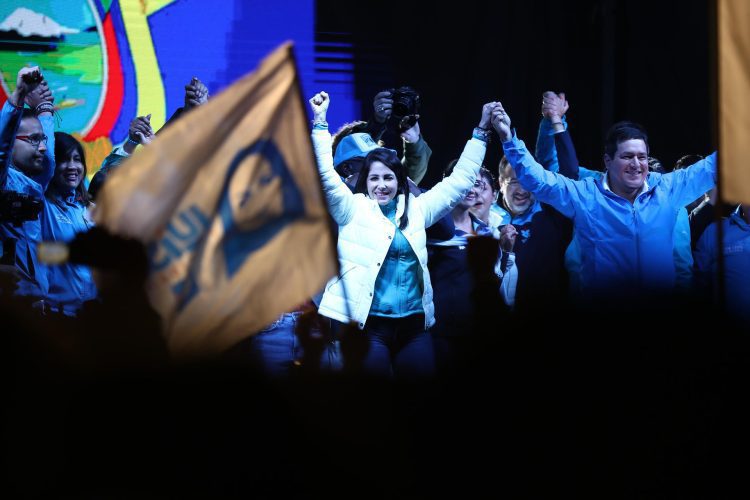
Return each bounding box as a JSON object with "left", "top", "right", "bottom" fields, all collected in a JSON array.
[{"left": 333, "top": 133, "right": 379, "bottom": 167}]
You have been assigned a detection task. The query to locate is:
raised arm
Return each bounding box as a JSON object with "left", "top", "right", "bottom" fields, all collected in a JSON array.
[
  {"left": 497, "top": 224, "right": 518, "bottom": 308},
  {"left": 0, "top": 103, "right": 22, "bottom": 189},
  {"left": 663, "top": 152, "right": 718, "bottom": 208},
  {"left": 416, "top": 103, "right": 495, "bottom": 227},
  {"left": 492, "top": 103, "right": 580, "bottom": 218},
  {"left": 535, "top": 91, "right": 569, "bottom": 172},
  {"left": 400, "top": 120, "right": 432, "bottom": 185},
  {"left": 309, "top": 91, "right": 357, "bottom": 226},
  {"left": 23, "top": 75, "right": 55, "bottom": 189},
  {"left": 364, "top": 90, "right": 392, "bottom": 142}
]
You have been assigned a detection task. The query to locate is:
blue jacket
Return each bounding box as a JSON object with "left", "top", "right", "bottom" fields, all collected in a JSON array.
[
  {"left": 0, "top": 101, "right": 55, "bottom": 299},
  {"left": 42, "top": 191, "right": 97, "bottom": 314},
  {"left": 502, "top": 133, "right": 716, "bottom": 296},
  {"left": 535, "top": 118, "right": 695, "bottom": 291},
  {"left": 694, "top": 207, "right": 750, "bottom": 323}
]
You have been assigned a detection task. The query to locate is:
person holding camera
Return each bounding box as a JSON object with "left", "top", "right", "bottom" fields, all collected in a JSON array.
[
  {"left": 0, "top": 66, "right": 55, "bottom": 304},
  {"left": 309, "top": 90, "right": 486, "bottom": 380},
  {"left": 331, "top": 87, "right": 431, "bottom": 191}
]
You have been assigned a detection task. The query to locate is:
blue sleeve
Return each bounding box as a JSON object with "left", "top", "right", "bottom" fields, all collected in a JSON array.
[
  {"left": 663, "top": 152, "right": 717, "bottom": 208},
  {"left": 553, "top": 130, "right": 580, "bottom": 181},
  {"left": 693, "top": 221, "right": 718, "bottom": 292},
  {"left": 502, "top": 134, "right": 583, "bottom": 219},
  {"left": 0, "top": 101, "right": 22, "bottom": 189},
  {"left": 534, "top": 116, "right": 567, "bottom": 172},
  {"left": 35, "top": 112, "right": 55, "bottom": 189},
  {"left": 673, "top": 207, "right": 694, "bottom": 290}
]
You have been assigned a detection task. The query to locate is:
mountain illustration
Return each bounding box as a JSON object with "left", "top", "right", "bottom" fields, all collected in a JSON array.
[{"left": 0, "top": 7, "right": 80, "bottom": 51}]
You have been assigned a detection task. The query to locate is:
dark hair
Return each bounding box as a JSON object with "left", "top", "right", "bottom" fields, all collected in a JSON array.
[
  {"left": 354, "top": 148, "right": 410, "bottom": 230},
  {"left": 53, "top": 132, "right": 92, "bottom": 206},
  {"left": 604, "top": 121, "right": 649, "bottom": 159},
  {"left": 647, "top": 156, "right": 664, "bottom": 173},
  {"left": 479, "top": 167, "right": 498, "bottom": 192},
  {"left": 673, "top": 154, "right": 704, "bottom": 171}
]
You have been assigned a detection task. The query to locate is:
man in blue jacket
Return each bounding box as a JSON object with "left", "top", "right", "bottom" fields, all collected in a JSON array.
[
  {"left": 0, "top": 67, "right": 55, "bottom": 306},
  {"left": 490, "top": 104, "right": 716, "bottom": 299}
]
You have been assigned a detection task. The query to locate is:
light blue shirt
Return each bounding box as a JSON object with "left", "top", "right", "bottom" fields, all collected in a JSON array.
[
  {"left": 370, "top": 199, "right": 424, "bottom": 317},
  {"left": 42, "top": 190, "right": 97, "bottom": 314},
  {"left": 0, "top": 101, "right": 55, "bottom": 299}
]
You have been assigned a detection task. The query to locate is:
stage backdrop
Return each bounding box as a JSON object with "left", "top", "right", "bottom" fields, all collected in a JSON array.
[{"left": 0, "top": 0, "right": 357, "bottom": 177}]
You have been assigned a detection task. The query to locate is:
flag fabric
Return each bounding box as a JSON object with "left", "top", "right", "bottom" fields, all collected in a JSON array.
[
  {"left": 719, "top": 0, "right": 750, "bottom": 204},
  {"left": 93, "top": 42, "right": 338, "bottom": 356}
]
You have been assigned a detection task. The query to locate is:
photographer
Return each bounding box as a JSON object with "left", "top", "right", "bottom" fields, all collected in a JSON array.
[
  {"left": 0, "top": 66, "right": 55, "bottom": 303},
  {"left": 331, "top": 87, "right": 432, "bottom": 190}
]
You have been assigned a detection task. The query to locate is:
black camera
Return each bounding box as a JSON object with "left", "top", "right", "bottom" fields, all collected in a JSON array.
[
  {"left": 388, "top": 86, "right": 421, "bottom": 131},
  {"left": 0, "top": 190, "right": 43, "bottom": 226}
]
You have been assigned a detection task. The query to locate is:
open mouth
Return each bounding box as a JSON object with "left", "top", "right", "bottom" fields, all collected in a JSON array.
[{"left": 512, "top": 193, "right": 530, "bottom": 203}]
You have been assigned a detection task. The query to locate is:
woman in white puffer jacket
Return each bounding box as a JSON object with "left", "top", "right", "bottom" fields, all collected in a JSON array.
[{"left": 310, "top": 91, "right": 497, "bottom": 379}]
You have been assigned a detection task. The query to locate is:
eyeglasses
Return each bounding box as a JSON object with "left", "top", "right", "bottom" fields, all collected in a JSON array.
[
  {"left": 16, "top": 134, "right": 48, "bottom": 148},
  {"left": 473, "top": 179, "right": 488, "bottom": 191}
]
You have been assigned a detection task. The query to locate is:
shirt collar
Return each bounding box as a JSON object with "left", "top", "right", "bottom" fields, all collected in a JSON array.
[{"left": 602, "top": 171, "right": 649, "bottom": 198}]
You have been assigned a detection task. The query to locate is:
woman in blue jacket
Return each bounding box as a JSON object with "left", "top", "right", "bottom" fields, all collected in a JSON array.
[{"left": 43, "top": 132, "right": 97, "bottom": 315}]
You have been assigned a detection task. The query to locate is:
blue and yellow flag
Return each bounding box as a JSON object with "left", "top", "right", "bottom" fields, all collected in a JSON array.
[
  {"left": 719, "top": 0, "right": 750, "bottom": 204},
  {"left": 94, "top": 42, "right": 337, "bottom": 356}
]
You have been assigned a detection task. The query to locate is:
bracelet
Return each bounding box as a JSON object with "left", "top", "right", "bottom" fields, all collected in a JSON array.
[
  {"left": 472, "top": 127, "right": 492, "bottom": 142},
  {"left": 35, "top": 102, "right": 54, "bottom": 114},
  {"left": 550, "top": 122, "right": 563, "bottom": 126},
  {"left": 127, "top": 137, "right": 140, "bottom": 146}
]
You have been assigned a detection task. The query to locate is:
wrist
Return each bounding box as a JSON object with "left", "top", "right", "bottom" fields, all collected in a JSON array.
[
  {"left": 9, "top": 90, "right": 26, "bottom": 108},
  {"left": 472, "top": 127, "right": 492, "bottom": 143},
  {"left": 123, "top": 140, "right": 137, "bottom": 155},
  {"left": 35, "top": 102, "right": 54, "bottom": 116}
]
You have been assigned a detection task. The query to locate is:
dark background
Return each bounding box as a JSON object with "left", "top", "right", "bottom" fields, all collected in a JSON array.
[{"left": 317, "top": 0, "right": 713, "bottom": 183}]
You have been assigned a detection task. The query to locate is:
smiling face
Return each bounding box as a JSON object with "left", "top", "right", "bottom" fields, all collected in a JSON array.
[
  {"left": 53, "top": 147, "right": 85, "bottom": 192},
  {"left": 501, "top": 169, "right": 534, "bottom": 216},
  {"left": 605, "top": 139, "right": 649, "bottom": 199},
  {"left": 471, "top": 172, "right": 497, "bottom": 223},
  {"left": 366, "top": 161, "right": 398, "bottom": 204}
]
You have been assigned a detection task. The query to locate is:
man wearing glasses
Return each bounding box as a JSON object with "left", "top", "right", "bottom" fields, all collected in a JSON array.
[{"left": 0, "top": 66, "right": 55, "bottom": 306}]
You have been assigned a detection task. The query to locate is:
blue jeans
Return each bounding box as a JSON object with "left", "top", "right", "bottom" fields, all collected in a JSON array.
[
  {"left": 362, "top": 314, "right": 435, "bottom": 380},
  {"left": 228, "top": 312, "right": 342, "bottom": 377}
]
